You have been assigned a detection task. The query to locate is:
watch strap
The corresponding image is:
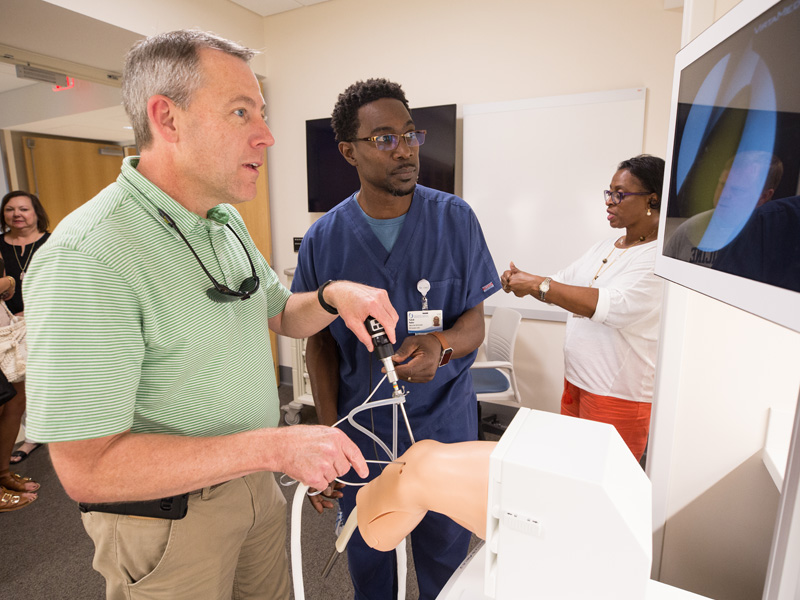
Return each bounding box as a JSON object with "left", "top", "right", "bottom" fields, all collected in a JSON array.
[
  {"left": 539, "top": 277, "right": 552, "bottom": 302},
  {"left": 317, "top": 280, "right": 338, "bottom": 315},
  {"left": 428, "top": 330, "right": 453, "bottom": 367}
]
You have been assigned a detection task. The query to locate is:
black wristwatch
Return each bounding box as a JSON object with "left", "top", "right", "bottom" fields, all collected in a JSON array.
[
  {"left": 428, "top": 331, "right": 453, "bottom": 367},
  {"left": 317, "top": 280, "right": 338, "bottom": 315}
]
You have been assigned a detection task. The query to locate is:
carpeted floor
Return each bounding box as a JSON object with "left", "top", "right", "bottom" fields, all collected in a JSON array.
[{"left": 2, "top": 386, "right": 487, "bottom": 599}]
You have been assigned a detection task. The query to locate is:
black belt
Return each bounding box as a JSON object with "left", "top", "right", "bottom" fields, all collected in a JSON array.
[
  {"left": 77, "top": 479, "right": 233, "bottom": 520},
  {"left": 79, "top": 494, "right": 189, "bottom": 520}
]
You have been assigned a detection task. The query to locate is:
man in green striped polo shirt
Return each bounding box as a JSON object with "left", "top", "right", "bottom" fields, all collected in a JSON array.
[{"left": 23, "top": 30, "right": 398, "bottom": 600}]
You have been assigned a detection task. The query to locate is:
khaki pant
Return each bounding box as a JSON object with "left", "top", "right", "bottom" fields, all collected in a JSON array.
[{"left": 82, "top": 471, "right": 290, "bottom": 600}]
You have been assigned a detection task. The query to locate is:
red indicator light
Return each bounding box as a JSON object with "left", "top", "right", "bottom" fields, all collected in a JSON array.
[{"left": 53, "top": 77, "right": 75, "bottom": 91}]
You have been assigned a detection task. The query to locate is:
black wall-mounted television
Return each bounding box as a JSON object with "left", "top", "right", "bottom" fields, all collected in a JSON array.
[{"left": 305, "top": 104, "right": 457, "bottom": 213}]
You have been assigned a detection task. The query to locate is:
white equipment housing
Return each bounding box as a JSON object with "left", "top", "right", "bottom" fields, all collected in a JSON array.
[{"left": 484, "top": 408, "right": 652, "bottom": 599}]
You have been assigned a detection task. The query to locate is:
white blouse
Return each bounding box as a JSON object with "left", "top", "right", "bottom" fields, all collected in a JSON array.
[{"left": 552, "top": 236, "right": 664, "bottom": 403}]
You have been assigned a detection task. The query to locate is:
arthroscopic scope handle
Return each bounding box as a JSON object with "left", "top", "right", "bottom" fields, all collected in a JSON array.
[{"left": 365, "top": 316, "right": 401, "bottom": 395}]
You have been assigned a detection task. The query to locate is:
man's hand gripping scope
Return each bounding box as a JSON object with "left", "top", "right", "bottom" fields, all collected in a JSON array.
[{"left": 365, "top": 316, "right": 403, "bottom": 397}]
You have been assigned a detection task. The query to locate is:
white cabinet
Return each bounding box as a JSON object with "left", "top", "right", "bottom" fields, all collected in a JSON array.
[
  {"left": 282, "top": 336, "right": 314, "bottom": 425},
  {"left": 282, "top": 267, "right": 314, "bottom": 425}
]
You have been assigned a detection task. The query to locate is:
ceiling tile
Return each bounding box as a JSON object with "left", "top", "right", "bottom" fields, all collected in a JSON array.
[{"left": 228, "top": 0, "right": 331, "bottom": 17}]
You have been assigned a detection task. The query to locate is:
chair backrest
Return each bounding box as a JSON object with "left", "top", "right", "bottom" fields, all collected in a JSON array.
[{"left": 486, "top": 307, "right": 522, "bottom": 363}]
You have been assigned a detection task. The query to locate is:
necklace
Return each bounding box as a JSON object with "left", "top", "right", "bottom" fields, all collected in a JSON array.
[
  {"left": 590, "top": 228, "right": 658, "bottom": 287},
  {"left": 622, "top": 226, "right": 659, "bottom": 247},
  {"left": 590, "top": 244, "right": 629, "bottom": 286},
  {"left": 12, "top": 243, "right": 36, "bottom": 280}
]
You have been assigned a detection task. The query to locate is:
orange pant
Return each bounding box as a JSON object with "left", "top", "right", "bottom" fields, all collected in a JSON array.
[{"left": 560, "top": 379, "right": 651, "bottom": 461}]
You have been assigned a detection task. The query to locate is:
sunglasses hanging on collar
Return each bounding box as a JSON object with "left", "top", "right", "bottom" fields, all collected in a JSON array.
[{"left": 157, "top": 208, "right": 260, "bottom": 303}]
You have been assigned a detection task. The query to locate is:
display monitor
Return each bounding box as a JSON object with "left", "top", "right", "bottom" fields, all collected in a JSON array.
[
  {"left": 305, "top": 104, "right": 456, "bottom": 213},
  {"left": 655, "top": 0, "right": 800, "bottom": 333},
  {"left": 656, "top": 2, "right": 800, "bottom": 598}
]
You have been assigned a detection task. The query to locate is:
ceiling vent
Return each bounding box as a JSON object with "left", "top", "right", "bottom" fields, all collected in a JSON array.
[{"left": 15, "top": 64, "right": 68, "bottom": 87}]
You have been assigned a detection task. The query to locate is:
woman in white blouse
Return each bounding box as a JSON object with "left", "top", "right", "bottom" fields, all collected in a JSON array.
[{"left": 501, "top": 155, "right": 665, "bottom": 461}]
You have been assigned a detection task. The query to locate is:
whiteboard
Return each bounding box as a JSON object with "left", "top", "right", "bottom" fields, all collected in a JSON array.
[{"left": 463, "top": 88, "right": 646, "bottom": 321}]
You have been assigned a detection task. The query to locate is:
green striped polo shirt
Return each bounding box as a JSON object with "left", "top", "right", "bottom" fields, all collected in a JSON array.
[{"left": 24, "top": 157, "right": 291, "bottom": 442}]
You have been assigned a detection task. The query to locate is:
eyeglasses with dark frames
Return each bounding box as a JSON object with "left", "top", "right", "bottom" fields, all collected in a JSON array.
[
  {"left": 352, "top": 130, "right": 427, "bottom": 151},
  {"left": 603, "top": 190, "right": 653, "bottom": 205},
  {"left": 157, "top": 208, "right": 260, "bottom": 303}
]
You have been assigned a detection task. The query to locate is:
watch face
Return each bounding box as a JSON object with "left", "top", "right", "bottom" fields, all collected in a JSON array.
[
  {"left": 439, "top": 348, "right": 453, "bottom": 367},
  {"left": 539, "top": 278, "right": 551, "bottom": 301}
]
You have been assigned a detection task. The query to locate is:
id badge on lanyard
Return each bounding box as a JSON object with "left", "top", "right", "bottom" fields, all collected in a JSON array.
[{"left": 407, "top": 279, "right": 443, "bottom": 335}]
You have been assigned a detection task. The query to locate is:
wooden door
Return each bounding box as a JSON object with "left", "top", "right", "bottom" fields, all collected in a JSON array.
[
  {"left": 22, "top": 136, "right": 124, "bottom": 230},
  {"left": 235, "top": 163, "right": 280, "bottom": 381}
]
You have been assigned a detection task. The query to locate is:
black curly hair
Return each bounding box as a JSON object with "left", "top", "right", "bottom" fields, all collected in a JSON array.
[
  {"left": 617, "top": 154, "right": 666, "bottom": 211},
  {"left": 331, "top": 78, "right": 411, "bottom": 143}
]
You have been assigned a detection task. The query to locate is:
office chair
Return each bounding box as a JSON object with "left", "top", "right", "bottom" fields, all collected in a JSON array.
[{"left": 471, "top": 306, "right": 522, "bottom": 414}]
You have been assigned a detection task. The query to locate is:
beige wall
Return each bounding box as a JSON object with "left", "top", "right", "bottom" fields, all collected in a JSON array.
[{"left": 260, "top": 0, "right": 683, "bottom": 411}]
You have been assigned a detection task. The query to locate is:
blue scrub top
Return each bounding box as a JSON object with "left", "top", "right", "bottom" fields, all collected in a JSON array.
[{"left": 292, "top": 185, "right": 500, "bottom": 441}]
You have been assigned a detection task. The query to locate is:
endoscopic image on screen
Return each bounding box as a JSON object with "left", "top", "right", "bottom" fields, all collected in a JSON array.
[{"left": 661, "top": 0, "right": 800, "bottom": 295}]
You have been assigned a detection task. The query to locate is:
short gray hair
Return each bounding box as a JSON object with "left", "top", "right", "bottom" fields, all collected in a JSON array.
[{"left": 122, "top": 29, "right": 255, "bottom": 150}]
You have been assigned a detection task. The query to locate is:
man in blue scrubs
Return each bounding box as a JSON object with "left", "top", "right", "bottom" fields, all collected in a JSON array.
[{"left": 291, "top": 78, "right": 500, "bottom": 599}]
